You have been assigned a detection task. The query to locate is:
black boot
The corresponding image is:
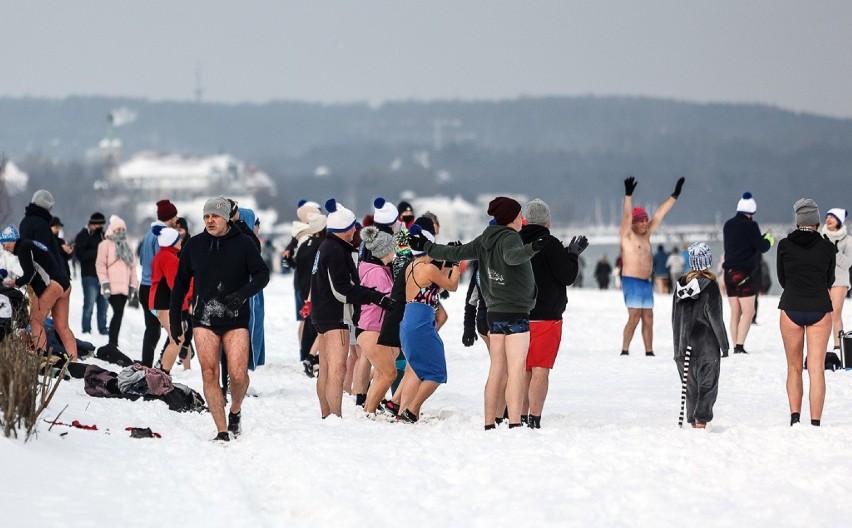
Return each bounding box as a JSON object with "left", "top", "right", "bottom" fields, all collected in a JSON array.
[{"left": 228, "top": 411, "right": 241, "bottom": 436}]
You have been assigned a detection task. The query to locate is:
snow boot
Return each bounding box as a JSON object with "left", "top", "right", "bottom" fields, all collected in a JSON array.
[{"left": 228, "top": 411, "right": 241, "bottom": 437}]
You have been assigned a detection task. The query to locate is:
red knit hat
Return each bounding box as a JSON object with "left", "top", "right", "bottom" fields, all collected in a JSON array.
[
  {"left": 156, "top": 199, "right": 178, "bottom": 221},
  {"left": 632, "top": 207, "right": 649, "bottom": 224},
  {"left": 487, "top": 196, "right": 522, "bottom": 226}
]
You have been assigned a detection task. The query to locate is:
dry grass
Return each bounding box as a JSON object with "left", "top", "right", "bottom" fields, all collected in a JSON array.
[{"left": 0, "top": 329, "right": 67, "bottom": 441}]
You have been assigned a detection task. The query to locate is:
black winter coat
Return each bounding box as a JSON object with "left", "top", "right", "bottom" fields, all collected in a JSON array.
[
  {"left": 722, "top": 213, "right": 771, "bottom": 272},
  {"left": 74, "top": 226, "right": 105, "bottom": 277},
  {"left": 20, "top": 203, "right": 66, "bottom": 279},
  {"left": 777, "top": 229, "right": 835, "bottom": 312},
  {"left": 12, "top": 238, "right": 70, "bottom": 295},
  {"left": 294, "top": 235, "right": 322, "bottom": 299},
  {"left": 672, "top": 275, "right": 729, "bottom": 359},
  {"left": 171, "top": 223, "right": 269, "bottom": 331},
  {"left": 519, "top": 224, "right": 579, "bottom": 320},
  {"left": 310, "top": 234, "right": 383, "bottom": 327}
]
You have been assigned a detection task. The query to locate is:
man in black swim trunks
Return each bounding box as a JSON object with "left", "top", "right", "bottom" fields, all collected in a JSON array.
[{"left": 170, "top": 197, "right": 269, "bottom": 441}]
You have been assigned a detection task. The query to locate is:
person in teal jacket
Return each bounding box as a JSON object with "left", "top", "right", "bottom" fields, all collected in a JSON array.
[{"left": 409, "top": 196, "right": 542, "bottom": 430}]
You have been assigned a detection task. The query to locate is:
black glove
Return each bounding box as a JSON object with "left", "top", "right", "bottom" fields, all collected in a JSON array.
[
  {"left": 624, "top": 176, "right": 637, "bottom": 196},
  {"left": 531, "top": 237, "right": 548, "bottom": 252},
  {"left": 407, "top": 225, "right": 428, "bottom": 252},
  {"left": 378, "top": 296, "right": 399, "bottom": 311},
  {"left": 169, "top": 313, "right": 184, "bottom": 343},
  {"left": 462, "top": 326, "right": 478, "bottom": 347},
  {"left": 447, "top": 240, "right": 463, "bottom": 247},
  {"left": 671, "top": 177, "right": 685, "bottom": 199},
  {"left": 566, "top": 235, "right": 589, "bottom": 255},
  {"left": 224, "top": 291, "right": 247, "bottom": 312}
]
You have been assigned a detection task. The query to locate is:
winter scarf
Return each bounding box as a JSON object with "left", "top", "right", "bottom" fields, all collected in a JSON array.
[{"left": 109, "top": 231, "right": 135, "bottom": 267}]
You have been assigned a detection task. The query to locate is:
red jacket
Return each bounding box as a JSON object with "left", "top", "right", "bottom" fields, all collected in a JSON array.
[{"left": 150, "top": 246, "right": 192, "bottom": 311}]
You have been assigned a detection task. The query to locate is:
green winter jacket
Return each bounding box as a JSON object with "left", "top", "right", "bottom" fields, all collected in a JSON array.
[{"left": 426, "top": 224, "right": 537, "bottom": 315}]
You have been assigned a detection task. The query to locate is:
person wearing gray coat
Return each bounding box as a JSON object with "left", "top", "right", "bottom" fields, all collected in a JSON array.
[{"left": 672, "top": 243, "right": 730, "bottom": 428}]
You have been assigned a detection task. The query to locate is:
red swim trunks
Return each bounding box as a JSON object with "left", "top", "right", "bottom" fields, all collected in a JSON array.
[{"left": 526, "top": 320, "right": 563, "bottom": 371}]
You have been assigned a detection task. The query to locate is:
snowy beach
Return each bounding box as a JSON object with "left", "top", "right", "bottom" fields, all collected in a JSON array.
[{"left": 3, "top": 272, "right": 851, "bottom": 528}]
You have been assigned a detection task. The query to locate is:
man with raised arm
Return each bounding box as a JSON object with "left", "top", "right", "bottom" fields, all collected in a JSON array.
[{"left": 619, "top": 176, "right": 685, "bottom": 356}]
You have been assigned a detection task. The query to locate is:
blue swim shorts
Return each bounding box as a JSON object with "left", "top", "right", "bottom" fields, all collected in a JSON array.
[{"left": 622, "top": 276, "right": 654, "bottom": 309}]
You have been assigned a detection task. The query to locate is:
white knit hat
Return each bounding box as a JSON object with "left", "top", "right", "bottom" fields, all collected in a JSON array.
[
  {"left": 373, "top": 197, "right": 399, "bottom": 226},
  {"left": 826, "top": 208, "right": 847, "bottom": 226},
  {"left": 157, "top": 227, "right": 180, "bottom": 247},
  {"left": 296, "top": 200, "right": 322, "bottom": 223},
  {"left": 736, "top": 192, "right": 757, "bottom": 214},
  {"left": 325, "top": 199, "right": 357, "bottom": 233}
]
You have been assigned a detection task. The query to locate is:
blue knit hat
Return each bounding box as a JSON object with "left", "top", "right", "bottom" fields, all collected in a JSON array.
[{"left": 0, "top": 225, "right": 20, "bottom": 243}]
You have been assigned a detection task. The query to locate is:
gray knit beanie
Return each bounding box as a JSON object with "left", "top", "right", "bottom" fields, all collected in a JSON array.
[
  {"left": 203, "top": 196, "right": 231, "bottom": 220},
  {"left": 361, "top": 226, "right": 396, "bottom": 259},
  {"left": 31, "top": 189, "right": 55, "bottom": 211},
  {"left": 523, "top": 198, "right": 551, "bottom": 226},
  {"left": 794, "top": 198, "right": 820, "bottom": 227}
]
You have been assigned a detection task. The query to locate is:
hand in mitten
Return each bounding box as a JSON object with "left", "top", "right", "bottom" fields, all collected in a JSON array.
[
  {"left": 101, "top": 282, "right": 111, "bottom": 298},
  {"left": 378, "top": 296, "right": 399, "bottom": 311},
  {"left": 763, "top": 232, "right": 775, "bottom": 247},
  {"left": 462, "top": 326, "right": 478, "bottom": 347},
  {"left": 531, "top": 237, "right": 548, "bottom": 252},
  {"left": 624, "top": 176, "right": 638, "bottom": 196},
  {"left": 566, "top": 235, "right": 589, "bottom": 255},
  {"left": 299, "top": 300, "right": 312, "bottom": 318},
  {"left": 224, "top": 291, "right": 247, "bottom": 312},
  {"left": 127, "top": 287, "right": 140, "bottom": 309},
  {"left": 169, "top": 314, "right": 184, "bottom": 344},
  {"left": 671, "top": 177, "right": 685, "bottom": 199},
  {"left": 407, "top": 224, "right": 428, "bottom": 251}
]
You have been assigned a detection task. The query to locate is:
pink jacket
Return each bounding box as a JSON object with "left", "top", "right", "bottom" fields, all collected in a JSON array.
[
  {"left": 96, "top": 239, "right": 139, "bottom": 296},
  {"left": 357, "top": 261, "right": 393, "bottom": 332}
]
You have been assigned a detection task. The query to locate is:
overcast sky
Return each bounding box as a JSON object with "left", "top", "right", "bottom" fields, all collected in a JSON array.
[{"left": 3, "top": 1, "right": 852, "bottom": 118}]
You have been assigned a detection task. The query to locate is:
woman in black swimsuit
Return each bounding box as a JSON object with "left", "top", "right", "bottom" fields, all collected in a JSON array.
[{"left": 776, "top": 198, "right": 836, "bottom": 426}]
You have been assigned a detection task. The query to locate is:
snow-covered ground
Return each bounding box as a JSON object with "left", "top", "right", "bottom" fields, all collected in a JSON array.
[{"left": 3, "top": 273, "right": 851, "bottom": 528}]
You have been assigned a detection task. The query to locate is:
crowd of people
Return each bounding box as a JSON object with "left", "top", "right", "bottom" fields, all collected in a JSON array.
[{"left": 0, "top": 183, "right": 850, "bottom": 438}]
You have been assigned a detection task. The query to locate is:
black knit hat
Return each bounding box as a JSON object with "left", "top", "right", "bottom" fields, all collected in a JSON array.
[{"left": 88, "top": 212, "right": 106, "bottom": 225}]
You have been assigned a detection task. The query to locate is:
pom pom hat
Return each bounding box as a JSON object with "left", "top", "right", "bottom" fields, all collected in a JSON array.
[
  {"left": 157, "top": 227, "right": 181, "bottom": 248},
  {"left": 325, "top": 199, "right": 357, "bottom": 233},
  {"left": 737, "top": 192, "right": 757, "bottom": 215},
  {"left": 157, "top": 199, "right": 178, "bottom": 221},
  {"left": 373, "top": 197, "right": 399, "bottom": 226},
  {"left": 361, "top": 225, "right": 396, "bottom": 258}
]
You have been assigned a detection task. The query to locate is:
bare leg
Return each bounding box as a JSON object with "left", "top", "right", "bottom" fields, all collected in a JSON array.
[
  {"left": 780, "top": 311, "right": 805, "bottom": 415},
  {"left": 29, "top": 281, "right": 63, "bottom": 353},
  {"left": 640, "top": 309, "right": 654, "bottom": 353},
  {"left": 406, "top": 380, "right": 440, "bottom": 417},
  {"left": 736, "top": 296, "right": 756, "bottom": 345},
  {"left": 622, "top": 308, "right": 641, "bottom": 351},
  {"left": 50, "top": 285, "right": 78, "bottom": 361},
  {"left": 343, "top": 344, "right": 360, "bottom": 395},
  {"left": 522, "top": 370, "right": 532, "bottom": 416},
  {"left": 528, "top": 367, "right": 550, "bottom": 416},
  {"left": 195, "top": 327, "right": 227, "bottom": 433},
  {"left": 156, "top": 310, "right": 182, "bottom": 372},
  {"left": 484, "top": 334, "right": 508, "bottom": 426},
  {"left": 504, "top": 332, "right": 531, "bottom": 424},
  {"left": 829, "top": 286, "right": 848, "bottom": 348},
  {"left": 359, "top": 331, "right": 398, "bottom": 413},
  {"left": 223, "top": 329, "right": 250, "bottom": 415},
  {"left": 351, "top": 344, "right": 371, "bottom": 397},
  {"left": 805, "top": 314, "right": 832, "bottom": 420},
  {"left": 318, "top": 329, "right": 349, "bottom": 418},
  {"left": 728, "top": 297, "right": 742, "bottom": 344}
]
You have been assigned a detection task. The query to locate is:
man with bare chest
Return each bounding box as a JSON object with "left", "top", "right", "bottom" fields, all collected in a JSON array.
[{"left": 619, "top": 176, "right": 685, "bottom": 356}]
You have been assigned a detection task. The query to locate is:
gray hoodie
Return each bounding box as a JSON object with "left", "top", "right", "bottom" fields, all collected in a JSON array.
[{"left": 672, "top": 275, "right": 729, "bottom": 359}]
